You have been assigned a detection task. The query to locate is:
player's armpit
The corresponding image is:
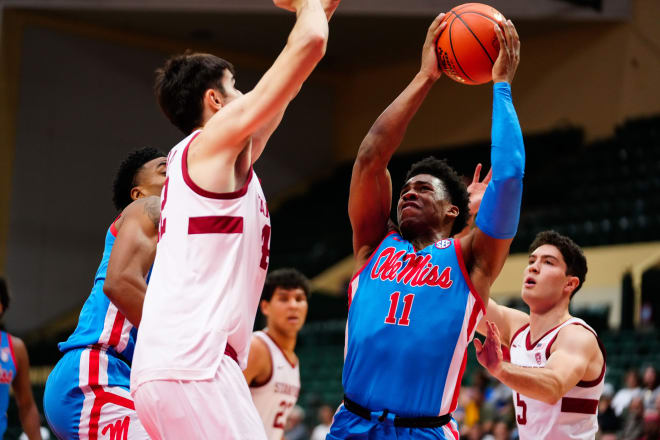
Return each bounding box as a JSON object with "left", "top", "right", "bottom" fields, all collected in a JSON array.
[
  {"left": 243, "top": 336, "right": 273, "bottom": 386},
  {"left": 477, "top": 298, "right": 529, "bottom": 345}
]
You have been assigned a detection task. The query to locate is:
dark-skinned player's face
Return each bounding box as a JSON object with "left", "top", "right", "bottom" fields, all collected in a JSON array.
[
  {"left": 397, "top": 174, "right": 455, "bottom": 235},
  {"left": 132, "top": 157, "right": 167, "bottom": 201}
]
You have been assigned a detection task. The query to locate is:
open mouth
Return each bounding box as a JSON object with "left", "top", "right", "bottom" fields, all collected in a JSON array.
[{"left": 524, "top": 277, "right": 536, "bottom": 288}]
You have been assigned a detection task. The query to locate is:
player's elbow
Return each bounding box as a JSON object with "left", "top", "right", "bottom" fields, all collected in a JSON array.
[
  {"left": 541, "top": 377, "right": 565, "bottom": 405},
  {"left": 103, "top": 274, "right": 127, "bottom": 301},
  {"left": 292, "top": 29, "right": 327, "bottom": 62}
]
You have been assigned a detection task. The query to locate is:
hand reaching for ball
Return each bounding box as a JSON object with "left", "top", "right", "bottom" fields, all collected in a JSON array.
[
  {"left": 420, "top": 13, "right": 448, "bottom": 81},
  {"left": 492, "top": 19, "right": 521, "bottom": 84}
]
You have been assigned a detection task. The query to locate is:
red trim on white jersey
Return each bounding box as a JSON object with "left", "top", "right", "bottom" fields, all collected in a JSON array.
[
  {"left": 509, "top": 323, "right": 529, "bottom": 347},
  {"left": 525, "top": 319, "right": 569, "bottom": 350},
  {"left": 181, "top": 132, "right": 254, "bottom": 199},
  {"left": 264, "top": 331, "right": 297, "bottom": 369}
]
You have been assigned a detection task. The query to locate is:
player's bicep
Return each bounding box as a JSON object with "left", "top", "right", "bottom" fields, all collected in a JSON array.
[
  {"left": 349, "top": 161, "right": 392, "bottom": 255},
  {"left": 545, "top": 328, "right": 596, "bottom": 393},
  {"left": 107, "top": 205, "right": 157, "bottom": 281}
]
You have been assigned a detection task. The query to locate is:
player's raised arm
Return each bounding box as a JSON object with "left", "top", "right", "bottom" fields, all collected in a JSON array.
[
  {"left": 194, "top": 0, "right": 329, "bottom": 163},
  {"left": 460, "top": 20, "right": 524, "bottom": 306},
  {"left": 104, "top": 196, "right": 160, "bottom": 327},
  {"left": 349, "top": 14, "right": 446, "bottom": 260}
]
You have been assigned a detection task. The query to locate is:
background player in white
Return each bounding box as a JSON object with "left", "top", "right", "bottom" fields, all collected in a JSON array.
[
  {"left": 244, "top": 268, "right": 310, "bottom": 440},
  {"left": 474, "top": 230, "right": 606, "bottom": 439},
  {"left": 130, "top": 0, "right": 339, "bottom": 438}
]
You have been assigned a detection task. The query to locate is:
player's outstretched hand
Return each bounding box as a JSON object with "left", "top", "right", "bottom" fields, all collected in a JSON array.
[
  {"left": 492, "top": 19, "right": 520, "bottom": 84},
  {"left": 420, "top": 13, "right": 448, "bottom": 81},
  {"left": 466, "top": 163, "right": 492, "bottom": 216},
  {"left": 474, "top": 321, "right": 504, "bottom": 376}
]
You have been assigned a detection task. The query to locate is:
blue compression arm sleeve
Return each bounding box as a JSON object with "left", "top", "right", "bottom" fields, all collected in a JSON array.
[{"left": 475, "top": 82, "right": 525, "bottom": 239}]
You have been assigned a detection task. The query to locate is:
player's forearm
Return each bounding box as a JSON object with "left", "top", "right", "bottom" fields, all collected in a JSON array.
[
  {"left": 475, "top": 83, "right": 524, "bottom": 239},
  {"left": 356, "top": 72, "right": 436, "bottom": 169},
  {"left": 494, "top": 362, "right": 563, "bottom": 404},
  {"left": 289, "top": 0, "right": 328, "bottom": 56},
  {"left": 103, "top": 274, "right": 145, "bottom": 327},
  {"left": 18, "top": 403, "right": 42, "bottom": 440}
]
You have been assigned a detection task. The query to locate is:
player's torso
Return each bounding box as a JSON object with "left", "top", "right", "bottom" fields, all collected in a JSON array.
[
  {"left": 0, "top": 331, "right": 16, "bottom": 433},
  {"left": 509, "top": 318, "right": 605, "bottom": 440},
  {"left": 250, "top": 331, "right": 300, "bottom": 440},
  {"left": 59, "top": 222, "right": 138, "bottom": 361},
  {"left": 134, "top": 131, "right": 271, "bottom": 383},
  {"left": 343, "top": 233, "right": 484, "bottom": 417}
]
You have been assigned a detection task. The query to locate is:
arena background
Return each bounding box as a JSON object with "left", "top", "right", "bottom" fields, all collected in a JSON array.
[{"left": 0, "top": 0, "right": 659, "bottom": 438}]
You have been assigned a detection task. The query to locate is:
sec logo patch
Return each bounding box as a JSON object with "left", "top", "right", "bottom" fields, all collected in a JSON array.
[{"left": 435, "top": 239, "right": 451, "bottom": 249}]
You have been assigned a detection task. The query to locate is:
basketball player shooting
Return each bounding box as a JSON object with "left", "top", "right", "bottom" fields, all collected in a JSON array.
[
  {"left": 244, "top": 268, "right": 310, "bottom": 440},
  {"left": 328, "top": 16, "right": 524, "bottom": 439},
  {"left": 473, "top": 231, "right": 606, "bottom": 440},
  {"left": 129, "top": 1, "right": 339, "bottom": 438}
]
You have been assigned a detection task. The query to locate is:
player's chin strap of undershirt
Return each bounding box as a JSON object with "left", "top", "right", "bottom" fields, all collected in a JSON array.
[
  {"left": 475, "top": 82, "right": 525, "bottom": 239},
  {"left": 343, "top": 395, "right": 452, "bottom": 428}
]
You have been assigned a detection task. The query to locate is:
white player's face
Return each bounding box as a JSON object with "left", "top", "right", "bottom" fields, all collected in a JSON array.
[
  {"left": 521, "top": 244, "right": 577, "bottom": 311},
  {"left": 262, "top": 287, "right": 308, "bottom": 336}
]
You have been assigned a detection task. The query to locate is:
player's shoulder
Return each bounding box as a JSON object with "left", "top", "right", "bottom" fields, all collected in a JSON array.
[
  {"left": 120, "top": 196, "right": 160, "bottom": 228},
  {"left": 553, "top": 321, "right": 599, "bottom": 353}
]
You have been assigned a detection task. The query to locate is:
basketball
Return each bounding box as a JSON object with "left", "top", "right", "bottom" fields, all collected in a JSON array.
[{"left": 436, "top": 3, "right": 506, "bottom": 85}]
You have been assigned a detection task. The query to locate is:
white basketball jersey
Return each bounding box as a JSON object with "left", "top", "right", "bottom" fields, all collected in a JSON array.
[
  {"left": 250, "top": 331, "right": 300, "bottom": 440},
  {"left": 509, "top": 317, "right": 605, "bottom": 440},
  {"left": 131, "top": 131, "right": 271, "bottom": 388}
]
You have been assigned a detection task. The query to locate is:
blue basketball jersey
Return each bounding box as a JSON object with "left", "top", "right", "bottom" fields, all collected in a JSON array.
[
  {"left": 0, "top": 331, "right": 17, "bottom": 436},
  {"left": 342, "top": 232, "right": 485, "bottom": 417},
  {"left": 59, "top": 220, "right": 139, "bottom": 361}
]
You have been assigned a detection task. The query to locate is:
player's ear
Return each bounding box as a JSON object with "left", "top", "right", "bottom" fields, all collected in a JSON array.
[
  {"left": 260, "top": 299, "right": 270, "bottom": 316},
  {"left": 130, "top": 186, "right": 145, "bottom": 202},
  {"left": 204, "top": 88, "right": 224, "bottom": 111},
  {"left": 564, "top": 276, "right": 579, "bottom": 297},
  {"left": 446, "top": 203, "right": 459, "bottom": 220}
]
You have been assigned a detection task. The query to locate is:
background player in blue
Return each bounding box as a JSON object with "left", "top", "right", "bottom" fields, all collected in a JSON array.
[
  {"left": 43, "top": 148, "right": 165, "bottom": 440},
  {"left": 328, "top": 14, "right": 524, "bottom": 440},
  {"left": 0, "top": 279, "right": 43, "bottom": 439}
]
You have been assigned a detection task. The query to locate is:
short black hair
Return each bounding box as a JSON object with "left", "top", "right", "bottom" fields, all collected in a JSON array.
[
  {"left": 261, "top": 268, "right": 311, "bottom": 302},
  {"left": 0, "top": 278, "right": 10, "bottom": 317},
  {"left": 529, "top": 230, "right": 588, "bottom": 299},
  {"left": 155, "top": 51, "right": 236, "bottom": 134},
  {"left": 112, "top": 147, "right": 166, "bottom": 211},
  {"left": 404, "top": 156, "right": 470, "bottom": 236}
]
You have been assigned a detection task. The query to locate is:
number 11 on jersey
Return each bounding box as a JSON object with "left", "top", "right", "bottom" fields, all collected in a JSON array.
[{"left": 384, "top": 292, "right": 415, "bottom": 326}]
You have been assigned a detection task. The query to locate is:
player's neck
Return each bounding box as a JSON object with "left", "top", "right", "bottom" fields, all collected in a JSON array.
[
  {"left": 405, "top": 229, "right": 449, "bottom": 251},
  {"left": 528, "top": 306, "right": 572, "bottom": 343},
  {"left": 265, "top": 327, "right": 298, "bottom": 358}
]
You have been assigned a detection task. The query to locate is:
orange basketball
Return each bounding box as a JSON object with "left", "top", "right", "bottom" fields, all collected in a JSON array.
[{"left": 436, "top": 3, "right": 506, "bottom": 85}]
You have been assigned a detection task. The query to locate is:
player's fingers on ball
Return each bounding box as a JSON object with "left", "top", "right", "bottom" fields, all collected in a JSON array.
[
  {"left": 494, "top": 24, "right": 506, "bottom": 51},
  {"left": 429, "top": 13, "right": 445, "bottom": 32}
]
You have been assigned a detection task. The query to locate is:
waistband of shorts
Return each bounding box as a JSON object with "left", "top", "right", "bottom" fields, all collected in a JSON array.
[
  {"left": 224, "top": 343, "right": 238, "bottom": 364},
  {"left": 343, "top": 395, "right": 452, "bottom": 428}
]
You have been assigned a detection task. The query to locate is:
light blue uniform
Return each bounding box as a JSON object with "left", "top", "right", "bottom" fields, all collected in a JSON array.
[{"left": 44, "top": 221, "right": 149, "bottom": 440}]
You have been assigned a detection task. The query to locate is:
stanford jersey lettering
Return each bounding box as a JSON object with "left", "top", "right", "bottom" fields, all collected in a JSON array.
[
  {"left": 370, "top": 247, "right": 453, "bottom": 288},
  {"left": 274, "top": 382, "right": 300, "bottom": 398}
]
